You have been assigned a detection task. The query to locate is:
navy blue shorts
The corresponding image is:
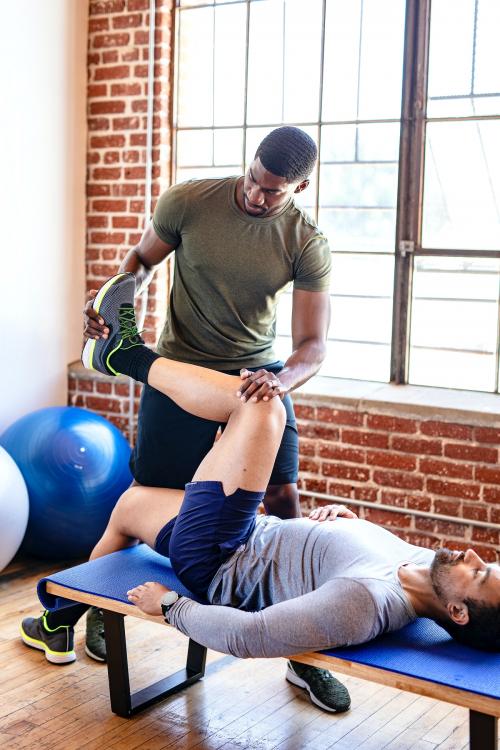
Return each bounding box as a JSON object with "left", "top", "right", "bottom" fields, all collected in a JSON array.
[
  {"left": 130, "top": 361, "right": 298, "bottom": 489},
  {"left": 154, "top": 480, "right": 264, "bottom": 598}
]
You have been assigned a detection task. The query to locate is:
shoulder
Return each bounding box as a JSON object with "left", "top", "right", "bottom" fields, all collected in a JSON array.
[
  {"left": 283, "top": 203, "right": 330, "bottom": 256},
  {"left": 174, "top": 176, "right": 238, "bottom": 199}
]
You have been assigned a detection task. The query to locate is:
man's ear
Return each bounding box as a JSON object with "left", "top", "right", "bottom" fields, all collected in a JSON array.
[
  {"left": 294, "top": 179, "right": 309, "bottom": 194},
  {"left": 447, "top": 601, "right": 469, "bottom": 626}
]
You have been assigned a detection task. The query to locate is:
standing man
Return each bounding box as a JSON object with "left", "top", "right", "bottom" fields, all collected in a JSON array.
[{"left": 84, "top": 126, "right": 349, "bottom": 712}]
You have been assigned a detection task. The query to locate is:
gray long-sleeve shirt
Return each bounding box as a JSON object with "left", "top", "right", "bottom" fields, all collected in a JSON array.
[{"left": 168, "top": 516, "right": 434, "bottom": 658}]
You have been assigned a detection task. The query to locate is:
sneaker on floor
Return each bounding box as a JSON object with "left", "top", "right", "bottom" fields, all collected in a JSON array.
[
  {"left": 85, "top": 607, "right": 107, "bottom": 662},
  {"left": 20, "top": 613, "right": 76, "bottom": 664},
  {"left": 82, "top": 272, "right": 142, "bottom": 376},
  {"left": 286, "top": 660, "right": 351, "bottom": 713}
]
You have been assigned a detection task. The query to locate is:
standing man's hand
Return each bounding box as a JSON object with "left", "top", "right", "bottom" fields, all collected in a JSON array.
[
  {"left": 83, "top": 289, "right": 110, "bottom": 340},
  {"left": 237, "top": 368, "right": 287, "bottom": 402},
  {"left": 308, "top": 504, "right": 358, "bottom": 522}
]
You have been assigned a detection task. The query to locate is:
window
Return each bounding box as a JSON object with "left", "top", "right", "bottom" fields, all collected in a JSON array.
[{"left": 173, "top": 0, "right": 500, "bottom": 392}]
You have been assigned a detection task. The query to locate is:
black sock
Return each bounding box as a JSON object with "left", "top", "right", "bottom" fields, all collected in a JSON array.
[
  {"left": 110, "top": 343, "right": 161, "bottom": 385},
  {"left": 44, "top": 603, "right": 90, "bottom": 629}
]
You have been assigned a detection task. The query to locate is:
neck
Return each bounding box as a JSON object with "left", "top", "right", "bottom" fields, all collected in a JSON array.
[{"left": 398, "top": 564, "right": 449, "bottom": 620}]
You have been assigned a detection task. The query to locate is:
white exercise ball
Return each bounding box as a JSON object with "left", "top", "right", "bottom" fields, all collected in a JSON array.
[{"left": 0, "top": 445, "right": 29, "bottom": 572}]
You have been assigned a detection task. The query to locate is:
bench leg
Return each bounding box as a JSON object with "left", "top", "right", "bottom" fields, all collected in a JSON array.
[
  {"left": 470, "top": 710, "right": 497, "bottom": 750},
  {"left": 102, "top": 609, "right": 207, "bottom": 718}
]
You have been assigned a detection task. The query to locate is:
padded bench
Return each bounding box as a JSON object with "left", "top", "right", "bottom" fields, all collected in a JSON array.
[{"left": 38, "top": 545, "right": 500, "bottom": 750}]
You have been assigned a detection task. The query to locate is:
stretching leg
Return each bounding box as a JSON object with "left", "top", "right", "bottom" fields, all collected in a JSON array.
[{"left": 45, "top": 354, "right": 285, "bottom": 632}]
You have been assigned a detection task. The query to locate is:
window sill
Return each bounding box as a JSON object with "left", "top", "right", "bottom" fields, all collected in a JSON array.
[
  {"left": 69, "top": 362, "right": 500, "bottom": 428},
  {"left": 293, "top": 376, "right": 500, "bottom": 427}
]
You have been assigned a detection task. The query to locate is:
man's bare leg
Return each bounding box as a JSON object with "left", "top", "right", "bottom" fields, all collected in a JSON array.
[
  {"left": 90, "top": 485, "right": 185, "bottom": 559},
  {"left": 91, "top": 356, "right": 285, "bottom": 560}
]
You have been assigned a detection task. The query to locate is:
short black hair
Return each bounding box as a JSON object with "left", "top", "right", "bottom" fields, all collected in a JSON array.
[
  {"left": 434, "top": 599, "right": 500, "bottom": 651},
  {"left": 255, "top": 126, "right": 317, "bottom": 183}
]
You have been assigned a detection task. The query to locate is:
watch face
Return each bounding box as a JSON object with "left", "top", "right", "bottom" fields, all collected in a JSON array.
[{"left": 161, "top": 590, "right": 179, "bottom": 607}]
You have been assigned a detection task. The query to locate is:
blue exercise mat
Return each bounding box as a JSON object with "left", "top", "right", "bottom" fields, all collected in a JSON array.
[
  {"left": 322, "top": 618, "right": 500, "bottom": 699},
  {"left": 37, "top": 545, "right": 500, "bottom": 700},
  {"left": 37, "top": 544, "right": 201, "bottom": 610}
]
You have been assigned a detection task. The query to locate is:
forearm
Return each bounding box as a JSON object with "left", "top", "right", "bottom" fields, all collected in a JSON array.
[
  {"left": 168, "top": 582, "right": 373, "bottom": 658},
  {"left": 169, "top": 598, "right": 320, "bottom": 658},
  {"left": 119, "top": 247, "right": 155, "bottom": 295},
  {"left": 278, "top": 338, "right": 327, "bottom": 393}
]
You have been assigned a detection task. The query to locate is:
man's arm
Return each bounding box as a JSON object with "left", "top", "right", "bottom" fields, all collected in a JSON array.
[
  {"left": 168, "top": 579, "right": 376, "bottom": 659},
  {"left": 238, "top": 289, "right": 330, "bottom": 402},
  {"left": 84, "top": 223, "right": 177, "bottom": 340}
]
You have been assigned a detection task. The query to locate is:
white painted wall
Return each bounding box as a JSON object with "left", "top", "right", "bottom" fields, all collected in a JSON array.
[{"left": 0, "top": 0, "right": 88, "bottom": 433}]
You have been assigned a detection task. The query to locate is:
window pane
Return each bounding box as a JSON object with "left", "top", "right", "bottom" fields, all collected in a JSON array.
[
  {"left": 409, "top": 257, "right": 500, "bottom": 391},
  {"left": 213, "top": 129, "right": 243, "bottom": 166},
  {"left": 214, "top": 4, "right": 246, "bottom": 126},
  {"left": 322, "top": 0, "right": 362, "bottom": 122},
  {"left": 283, "top": 0, "right": 322, "bottom": 123},
  {"left": 357, "top": 122, "right": 401, "bottom": 161},
  {"left": 475, "top": 0, "right": 500, "bottom": 96},
  {"left": 322, "top": 0, "right": 404, "bottom": 122},
  {"left": 331, "top": 298, "right": 392, "bottom": 344},
  {"left": 176, "top": 130, "right": 213, "bottom": 168},
  {"left": 319, "top": 123, "right": 399, "bottom": 252},
  {"left": 176, "top": 129, "right": 243, "bottom": 171},
  {"left": 427, "top": 0, "right": 474, "bottom": 106},
  {"left": 427, "top": 0, "right": 500, "bottom": 118},
  {"left": 247, "top": 0, "right": 284, "bottom": 125},
  {"left": 177, "top": 8, "right": 214, "bottom": 127},
  {"left": 320, "top": 164, "right": 398, "bottom": 208},
  {"left": 422, "top": 120, "right": 500, "bottom": 250},
  {"left": 410, "top": 349, "right": 496, "bottom": 391},
  {"left": 177, "top": 166, "right": 240, "bottom": 182},
  {"left": 324, "top": 341, "right": 391, "bottom": 381},
  {"left": 331, "top": 253, "right": 395, "bottom": 297},
  {"left": 276, "top": 291, "right": 293, "bottom": 337},
  {"left": 329, "top": 254, "right": 394, "bottom": 381},
  {"left": 180, "top": 0, "right": 211, "bottom": 6},
  {"left": 357, "top": 0, "right": 405, "bottom": 120},
  {"left": 319, "top": 209, "right": 396, "bottom": 253}
]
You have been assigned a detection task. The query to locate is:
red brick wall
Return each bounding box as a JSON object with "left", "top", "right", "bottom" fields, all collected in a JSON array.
[
  {"left": 294, "top": 399, "right": 500, "bottom": 562},
  {"left": 70, "top": 0, "right": 499, "bottom": 562},
  {"left": 69, "top": 0, "right": 173, "bottom": 440},
  {"left": 86, "top": 0, "right": 172, "bottom": 345}
]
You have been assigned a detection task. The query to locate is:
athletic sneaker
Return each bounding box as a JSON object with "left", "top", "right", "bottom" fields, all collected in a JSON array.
[
  {"left": 20, "top": 613, "right": 76, "bottom": 664},
  {"left": 286, "top": 660, "right": 351, "bottom": 713},
  {"left": 85, "top": 607, "right": 106, "bottom": 662},
  {"left": 82, "top": 272, "right": 142, "bottom": 376}
]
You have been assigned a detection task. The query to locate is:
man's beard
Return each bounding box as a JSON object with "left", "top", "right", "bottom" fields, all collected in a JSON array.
[{"left": 430, "top": 547, "right": 465, "bottom": 601}]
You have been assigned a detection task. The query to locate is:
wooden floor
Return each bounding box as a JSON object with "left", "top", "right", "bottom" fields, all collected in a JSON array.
[{"left": 1, "top": 558, "right": 496, "bottom": 750}]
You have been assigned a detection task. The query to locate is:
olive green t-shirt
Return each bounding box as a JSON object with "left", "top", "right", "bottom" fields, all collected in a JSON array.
[{"left": 153, "top": 176, "right": 331, "bottom": 371}]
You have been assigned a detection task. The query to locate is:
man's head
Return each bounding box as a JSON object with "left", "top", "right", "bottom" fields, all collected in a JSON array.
[
  {"left": 241, "top": 126, "right": 317, "bottom": 218},
  {"left": 429, "top": 547, "right": 500, "bottom": 651}
]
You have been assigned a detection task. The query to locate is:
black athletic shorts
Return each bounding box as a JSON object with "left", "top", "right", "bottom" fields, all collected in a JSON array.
[{"left": 130, "top": 361, "right": 298, "bottom": 489}]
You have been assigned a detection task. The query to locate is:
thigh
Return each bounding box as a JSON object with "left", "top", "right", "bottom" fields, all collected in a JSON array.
[
  {"left": 112, "top": 485, "right": 185, "bottom": 549},
  {"left": 130, "top": 384, "right": 221, "bottom": 489},
  {"left": 222, "top": 362, "right": 299, "bottom": 486}
]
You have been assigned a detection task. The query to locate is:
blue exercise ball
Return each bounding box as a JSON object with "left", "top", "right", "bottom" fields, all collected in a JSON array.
[{"left": 0, "top": 406, "right": 132, "bottom": 560}]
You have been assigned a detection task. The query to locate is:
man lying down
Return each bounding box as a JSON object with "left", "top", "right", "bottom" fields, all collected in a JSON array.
[{"left": 21, "top": 274, "right": 500, "bottom": 672}]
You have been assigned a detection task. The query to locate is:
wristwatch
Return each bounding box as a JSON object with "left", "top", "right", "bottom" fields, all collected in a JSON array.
[{"left": 161, "top": 590, "right": 180, "bottom": 622}]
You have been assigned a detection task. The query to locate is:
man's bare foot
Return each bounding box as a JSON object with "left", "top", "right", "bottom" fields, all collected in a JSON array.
[{"left": 127, "top": 581, "right": 168, "bottom": 615}]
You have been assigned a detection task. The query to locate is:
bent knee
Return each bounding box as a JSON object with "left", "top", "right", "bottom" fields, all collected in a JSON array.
[
  {"left": 265, "top": 395, "right": 287, "bottom": 429},
  {"left": 109, "top": 486, "right": 146, "bottom": 530}
]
